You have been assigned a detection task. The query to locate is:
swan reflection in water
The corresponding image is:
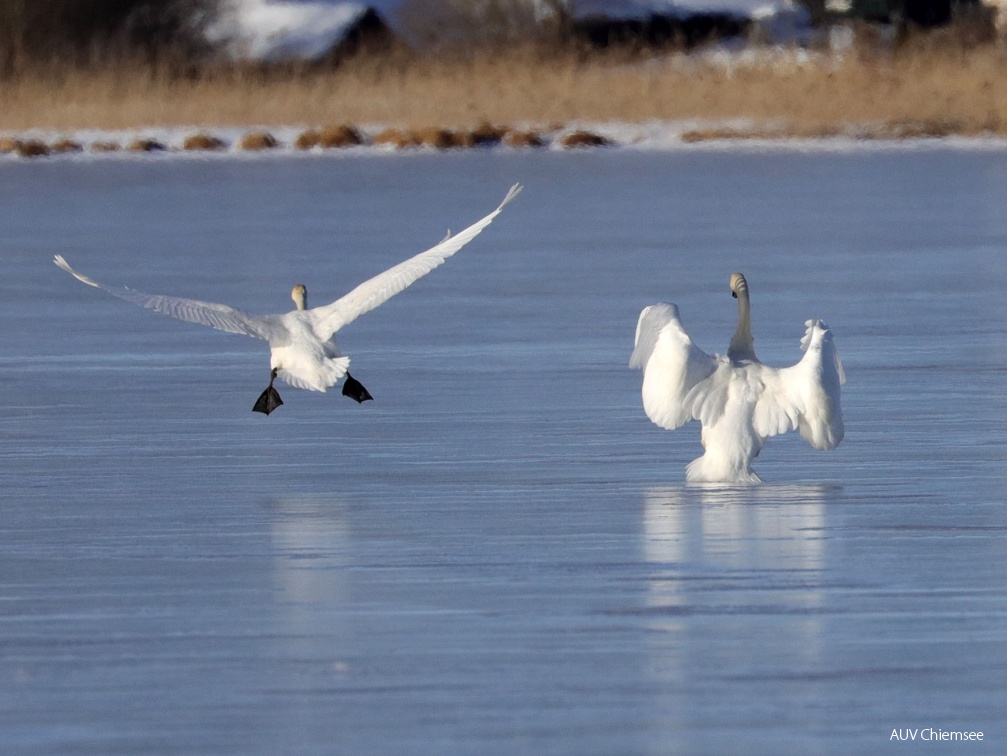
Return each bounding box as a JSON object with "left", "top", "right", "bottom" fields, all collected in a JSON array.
[
  {"left": 636, "top": 485, "right": 839, "bottom": 749},
  {"left": 264, "top": 497, "right": 358, "bottom": 750},
  {"left": 269, "top": 496, "right": 352, "bottom": 606},
  {"left": 640, "top": 484, "right": 834, "bottom": 640},
  {"left": 643, "top": 484, "right": 831, "bottom": 570}
]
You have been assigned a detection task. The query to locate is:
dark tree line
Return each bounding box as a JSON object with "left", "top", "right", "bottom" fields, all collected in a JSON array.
[{"left": 0, "top": 0, "right": 220, "bottom": 72}]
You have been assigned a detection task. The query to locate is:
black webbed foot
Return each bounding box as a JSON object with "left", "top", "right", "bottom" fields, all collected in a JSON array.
[
  {"left": 253, "top": 369, "right": 284, "bottom": 415},
  {"left": 253, "top": 386, "right": 284, "bottom": 415},
  {"left": 341, "top": 372, "right": 373, "bottom": 403}
]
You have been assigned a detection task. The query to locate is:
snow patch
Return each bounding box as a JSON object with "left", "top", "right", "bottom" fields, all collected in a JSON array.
[{"left": 208, "top": 0, "right": 372, "bottom": 61}]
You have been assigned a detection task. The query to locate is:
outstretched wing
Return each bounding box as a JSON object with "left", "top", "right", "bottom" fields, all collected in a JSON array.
[
  {"left": 54, "top": 255, "right": 273, "bottom": 340},
  {"left": 752, "top": 319, "right": 845, "bottom": 450},
  {"left": 630, "top": 302, "right": 719, "bottom": 430},
  {"left": 309, "top": 184, "right": 522, "bottom": 339}
]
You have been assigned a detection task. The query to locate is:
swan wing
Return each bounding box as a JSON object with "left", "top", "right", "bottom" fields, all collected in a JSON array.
[
  {"left": 54, "top": 255, "right": 274, "bottom": 340},
  {"left": 752, "top": 319, "right": 845, "bottom": 449},
  {"left": 309, "top": 184, "right": 522, "bottom": 338},
  {"left": 630, "top": 302, "right": 719, "bottom": 430}
]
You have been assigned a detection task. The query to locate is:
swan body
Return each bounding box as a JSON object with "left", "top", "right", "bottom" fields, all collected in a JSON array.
[
  {"left": 630, "top": 273, "right": 845, "bottom": 483},
  {"left": 55, "top": 183, "right": 521, "bottom": 414}
]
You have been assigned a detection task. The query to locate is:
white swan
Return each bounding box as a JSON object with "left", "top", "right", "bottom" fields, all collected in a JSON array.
[
  {"left": 630, "top": 273, "right": 845, "bottom": 483},
  {"left": 55, "top": 183, "right": 522, "bottom": 414}
]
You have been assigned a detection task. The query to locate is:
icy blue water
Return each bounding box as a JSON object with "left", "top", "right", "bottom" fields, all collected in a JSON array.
[{"left": 1, "top": 147, "right": 1005, "bottom": 754}]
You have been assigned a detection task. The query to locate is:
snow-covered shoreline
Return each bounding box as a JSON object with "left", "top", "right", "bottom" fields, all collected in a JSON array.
[{"left": 4, "top": 120, "right": 1007, "bottom": 161}]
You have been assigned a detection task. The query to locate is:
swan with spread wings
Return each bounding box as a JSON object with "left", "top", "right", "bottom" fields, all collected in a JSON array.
[
  {"left": 55, "top": 184, "right": 521, "bottom": 415},
  {"left": 630, "top": 273, "right": 845, "bottom": 483}
]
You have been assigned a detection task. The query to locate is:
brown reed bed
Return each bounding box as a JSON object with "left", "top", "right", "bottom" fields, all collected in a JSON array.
[
  {"left": 0, "top": 45, "right": 1006, "bottom": 138},
  {"left": 182, "top": 133, "right": 227, "bottom": 151},
  {"left": 239, "top": 131, "right": 278, "bottom": 151}
]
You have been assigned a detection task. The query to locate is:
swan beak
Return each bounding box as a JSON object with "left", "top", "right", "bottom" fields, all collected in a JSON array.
[
  {"left": 341, "top": 373, "right": 373, "bottom": 403},
  {"left": 253, "top": 386, "right": 284, "bottom": 415}
]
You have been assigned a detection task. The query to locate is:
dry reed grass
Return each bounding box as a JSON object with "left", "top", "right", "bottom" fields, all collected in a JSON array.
[
  {"left": 50, "top": 137, "right": 82, "bottom": 153},
  {"left": 470, "top": 122, "right": 505, "bottom": 146},
  {"left": 372, "top": 127, "right": 421, "bottom": 148},
  {"left": 239, "top": 131, "right": 277, "bottom": 150},
  {"left": 0, "top": 45, "right": 1006, "bottom": 137},
  {"left": 293, "top": 129, "right": 322, "bottom": 149},
  {"left": 183, "top": 132, "right": 227, "bottom": 151},
  {"left": 503, "top": 129, "right": 545, "bottom": 147},
  {"left": 560, "top": 130, "right": 612, "bottom": 148},
  {"left": 318, "top": 124, "right": 364, "bottom": 147},
  {"left": 16, "top": 139, "right": 50, "bottom": 157},
  {"left": 126, "top": 137, "right": 167, "bottom": 152}
]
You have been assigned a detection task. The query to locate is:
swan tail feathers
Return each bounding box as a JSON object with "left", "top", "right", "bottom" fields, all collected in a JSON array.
[{"left": 276, "top": 355, "right": 351, "bottom": 392}]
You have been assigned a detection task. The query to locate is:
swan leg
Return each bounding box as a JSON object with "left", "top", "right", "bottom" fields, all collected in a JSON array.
[
  {"left": 253, "top": 369, "right": 284, "bottom": 415},
  {"left": 341, "top": 372, "right": 373, "bottom": 403}
]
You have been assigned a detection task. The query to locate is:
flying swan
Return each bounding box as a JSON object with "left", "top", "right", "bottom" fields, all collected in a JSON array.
[
  {"left": 55, "top": 183, "right": 522, "bottom": 415},
  {"left": 630, "top": 273, "right": 845, "bottom": 483}
]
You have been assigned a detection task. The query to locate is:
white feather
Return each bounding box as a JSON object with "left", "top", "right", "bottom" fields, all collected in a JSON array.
[
  {"left": 310, "top": 183, "right": 522, "bottom": 339},
  {"left": 54, "top": 184, "right": 521, "bottom": 401},
  {"left": 631, "top": 274, "right": 845, "bottom": 484}
]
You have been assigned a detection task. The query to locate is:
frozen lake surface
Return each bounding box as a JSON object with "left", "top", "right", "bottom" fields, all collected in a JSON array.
[{"left": 1, "top": 147, "right": 1005, "bottom": 753}]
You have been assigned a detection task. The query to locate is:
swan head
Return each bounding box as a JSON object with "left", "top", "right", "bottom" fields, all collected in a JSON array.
[
  {"left": 730, "top": 272, "right": 748, "bottom": 299},
  {"left": 291, "top": 284, "right": 307, "bottom": 311}
]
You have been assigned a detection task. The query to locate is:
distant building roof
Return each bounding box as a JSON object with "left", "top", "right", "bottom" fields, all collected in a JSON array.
[
  {"left": 208, "top": 1, "right": 390, "bottom": 61},
  {"left": 571, "top": 0, "right": 800, "bottom": 19},
  {"left": 569, "top": 0, "right": 811, "bottom": 46},
  {"left": 572, "top": 0, "right": 676, "bottom": 19}
]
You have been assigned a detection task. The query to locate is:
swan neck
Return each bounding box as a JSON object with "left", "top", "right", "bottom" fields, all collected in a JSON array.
[{"left": 728, "top": 285, "right": 756, "bottom": 361}]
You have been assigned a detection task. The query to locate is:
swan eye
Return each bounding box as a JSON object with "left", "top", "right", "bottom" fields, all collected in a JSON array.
[{"left": 732, "top": 291, "right": 738, "bottom": 298}]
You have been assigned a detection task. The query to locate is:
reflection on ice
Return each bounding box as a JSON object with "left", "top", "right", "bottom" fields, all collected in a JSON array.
[
  {"left": 636, "top": 486, "right": 837, "bottom": 744},
  {"left": 266, "top": 497, "right": 355, "bottom": 750},
  {"left": 269, "top": 495, "right": 351, "bottom": 605},
  {"left": 643, "top": 485, "right": 830, "bottom": 570},
  {"left": 639, "top": 485, "right": 832, "bottom": 654}
]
